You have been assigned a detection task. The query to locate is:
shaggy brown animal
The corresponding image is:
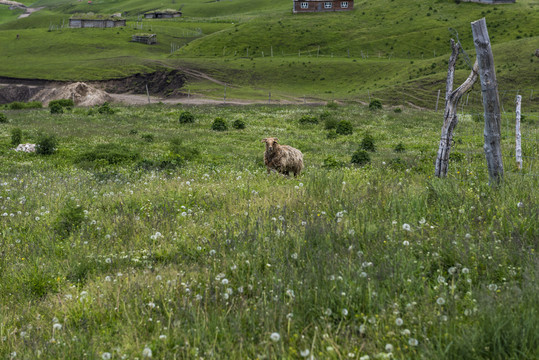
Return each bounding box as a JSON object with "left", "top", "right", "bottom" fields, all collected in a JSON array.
[{"left": 262, "top": 137, "right": 304, "bottom": 177}]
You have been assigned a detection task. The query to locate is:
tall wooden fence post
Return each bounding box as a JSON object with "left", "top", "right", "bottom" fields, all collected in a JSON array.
[
  {"left": 471, "top": 18, "right": 504, "bottom": 184},
  {"left": 515, "top": 95, "right": 522, "bottom": 170},
  {"left": 146, "top": 84, "right": 150, "bottom": 104}
]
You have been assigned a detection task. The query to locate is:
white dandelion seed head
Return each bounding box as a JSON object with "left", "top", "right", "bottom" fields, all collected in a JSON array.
[
  {"left": 488, "top": 284, "right": 498, "bottom": 291},
  {"left": 341, "top": 308, "right": 349, "bottom": 316},
  {"left": 437, "top": 297, "right": 446, "bottom": 305},
  {"left": 300, "top": 349, "right": 310, "bottom": 357},
  {"left": 291, "top": 253, "right": 298, "bottom": 259},
  {"left": 53, "top": 323, "right": 62, "bottom": 331},
  {"left": 395, "top": 318, "right": 403, "bottom": 326},
  {"left": 324, "top": 308, "right": 332, "bottom": 316},
  {"left": 101, "top": 352, "right": 112, "bottom": 360},
  {"left": 402, "top": 223, "right": 411, "bottom": 231},
  {"left": 408, "top": 338, "right": 418, "bottom": 346},
  {"left": 360, "top": 355, "right": 370, "bottom": 360},
  {"left": 462, "top": 267, "right": 470, "bottom": 274},
  {"left": 142, "top": 346, "right": 152, "bottom": 358},
  {"left": 385, "top": 343, "right": 393, "bottom": 352},
  {"left": 270, "top": 332, "right": 281, "bottom": 342},
  {"left": 517, "top": 202, "right": 523, "bottom": 208},
  {"left": 402, "top": 240, "right": 410, "bottom": 246},
  {"left": 159, "top": 335, "right": 167, "bottom": 340}
]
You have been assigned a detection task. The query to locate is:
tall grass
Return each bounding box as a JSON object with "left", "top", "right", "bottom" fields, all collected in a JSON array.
[{"left": 0, "top": 104, "right": 537, "bottom": 359}]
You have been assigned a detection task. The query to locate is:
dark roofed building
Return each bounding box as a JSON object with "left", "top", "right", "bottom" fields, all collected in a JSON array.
[{"left": 293, "top": 0, "right": 354, "bottom": 13}]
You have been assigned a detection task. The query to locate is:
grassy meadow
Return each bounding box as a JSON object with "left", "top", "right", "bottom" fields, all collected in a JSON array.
[
  {"left": 0, "top": 103, "right": 538, "bottom": 359},
  {"left": 0, "top": 0, "right": 538, "bottom": 104}
]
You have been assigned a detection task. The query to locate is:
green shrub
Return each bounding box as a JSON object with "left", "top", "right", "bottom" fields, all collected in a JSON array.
[
  {"left": 11, "top": 127, "right": 22, "bottom": 146},
  {"left": 360, "top": 133, "right": 376, "bottom": 152},
  {"left": 369, "top": 99, "right": 382, "bottom": 110},
  {"left": 179, "top": 111, "right": 195, "bottom": 124},
  {"left": 98, "top": 102, "right": 115, "bottom": 115},
  {"left": 87, "top": 108, "right": 97, "bottom": 116},
  {"left": 326, "top": 101, "right": 339, "bottom": 109},
  {"left": 129, "top": 129, "right": 139, "bottom": 135},
  {"left": 323, "top": 155, "right": 344, "bottom": 168},
  {"left": 351, "top": 149, "right": 371, "bottom": 166},
  {"left": 327, "top": 130, "right": 338, "bottom": 139},
  {"left": 77, "top": 143, "right": 139, "bottom": 165},
  {"left": 232, "top": 119, "right": 246, "bottom": 129},
  {"left": 320, "top": 111, "right": 332, "bottom": 121},
  {"left": 336, "top": 120, "right": 353, "bottom": 135},
  {"left": 298, "top": 115, "right": 319, "bottom": 125},
  {"left": 211, "top": 117, "right": 228, "bottom": 131},
  {"left": 49, "top": 99, "right": 74, "bottom": 108},
  {"left": 36, "top": 134, "right": 58, "bottom": 155},
  {"left": 394, "top": 107, "right": 402, "bottom": 113},
  {"left": 320, "top": 117, "right": 339, "bottom": 130},
  {"left": 0, "top": 113, "right": 7, "bottom": 123},
  {"left": 50, "top": 103, "right": 64, "bottom": 114},
  {"left": 8, "top": 101, "right": 42, "bottom": 110},
  {"left": 141, "top": 133, "right": 154, "bottom": 142},
  {"left": 394, "top": 142, "right": 406, "bottom": 153},
  {"left": 54, "top": 201, "right": 85, "bottom": 238}
]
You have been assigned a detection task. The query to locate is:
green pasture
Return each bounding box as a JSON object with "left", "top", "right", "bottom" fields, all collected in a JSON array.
[
  {"left": 0, "top": 103, "right": 538, "bottom": 359},
  {"left": 0, "top": 0, "right": 537, "bottom": 106}
]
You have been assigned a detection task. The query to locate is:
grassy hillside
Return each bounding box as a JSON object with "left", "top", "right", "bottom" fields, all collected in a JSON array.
[
  {"left": 0, "top": 103, "right": 538, "bottom": 359},
  {"left": 0, "top": 0, "right": 537, "bottom": 104}
]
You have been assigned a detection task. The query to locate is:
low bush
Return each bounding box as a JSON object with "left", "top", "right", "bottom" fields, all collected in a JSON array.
[
  {"left": 394, "top": 142, "right": 406, "bottom": 153},
  {"left": 36, "top": 134, "right": 58, "bottom": 155},
  {"left": 98, "top": 102, "right": 115, "bottom": 115},
  {"left": 324, "top": 117, "right": 339, "bottom": 130},
  {"left": 369, "top": 99, "right": 382, "bottom": 110},
  {"left": 50, "top": 103, "right": 64, "bottom": 114},
  {"left": 298, "top": 115, "right": 318, "bottom": 125},
  {"left": 179, "top": 111, "right": 195, "bottom": 124},
  {"left": 336, "top": 120, "right": 353, "bottom": 135},
  {"left": 323, "top": 155, "right": 344, "bottom": 168},
  {"left": 49, "top": 99, "right": 74, "bottom": 108},
  {"left": 326, "top": 130, "right": 338, "bottom": 139},
  {"left": 11, "top": 128, "right": 22, "bottom": 146},
  {"left": 77, "top": 143, "right": 139, "bottom": 165},
  {"left": 326, "top": 101, "right": 339, "bottom": 110},
  {"left": 394, "top": 107, "right": 402, "bottom": 113},
  {"left": 360, "top": 133, "right": 376, "bottom": 152},
  {"left": 0, "top": 113, "right": 7, "bottom": 123},
  {"left": 141, "top": 133, "right": 154, "bottom": 143},
  {"left": 232, "top": 119, "right": 246, "bottom": 129},
  {"left": 211, "top": 117, "right": 228, "bottom": 131},
  {"left": 351, "top": 149, "right": 371, "bottom": 166},
  {"left": 8, "top": 101, "right": 42, "bottom": 110}
]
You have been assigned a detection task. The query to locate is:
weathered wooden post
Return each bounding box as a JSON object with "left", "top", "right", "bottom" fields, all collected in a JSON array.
[
  {"left": 435, "top": 89, "right": 441, "bottom": 112},
  {"left": 434, "top": 39, "right": 479, "bottom": 178},
  {"left": 471, "top": 18, "right": 504, "bottom": 184},
  {"left": 515, "top": 95, "right": 522, "bottom": 170},
  {"left": 146, "top": 84, "right": 150, "bottom": 104}
]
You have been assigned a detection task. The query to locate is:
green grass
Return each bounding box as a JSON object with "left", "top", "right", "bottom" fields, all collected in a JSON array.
[
  {"left": 0, "top": 104, "right": 538, "bottom": 359},
  {"left": 0, "top": 0, "right": 538, "bottom": 106}
]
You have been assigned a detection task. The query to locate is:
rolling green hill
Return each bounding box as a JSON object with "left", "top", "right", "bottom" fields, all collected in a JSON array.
[{"left": 0, "top": 0, "right": 537, "bottom": 104}]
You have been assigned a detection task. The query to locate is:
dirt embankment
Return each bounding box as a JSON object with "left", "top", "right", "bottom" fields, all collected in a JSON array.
[{"left": 98, "top": 70, "right": 187, "bottom": 96}]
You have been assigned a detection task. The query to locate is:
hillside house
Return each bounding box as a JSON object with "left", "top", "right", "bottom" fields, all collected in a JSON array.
[
  {"left": 144, "top": 9, "right": 182, "bottom": 19},
  {"left": 69, "top": 14, "right": 126, "bottom": 28},
  {"left": 460, "top": 0, "right": 515, "bottom": 3},
  {"left": 293, "top": 0, "right": 354, "bottom": 13}
]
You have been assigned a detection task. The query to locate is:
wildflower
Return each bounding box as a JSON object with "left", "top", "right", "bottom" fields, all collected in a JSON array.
[
  {"left": 105, "top": 276, "right": 111, "bottom": 282},
  {"left": 517, "top": 202, "right": 523, "bottom": 208},
  {"left": 53, "top": 323, "right": 62, "bottom": 331},
  {"left": 436, "top": 297, "right": 446, "bottom": 305},
  {"left": 402, "top": 240, "right": 410, "bottom": 246},
  {"left": 402, "top": 223, "right": 411, "bottom": 231},
  {"left": 148, "top": 302, "right": 156, "bottom": 309},
  {"left": 462, "top": 267, "right": 469, "bottom": 274},
  {"left": 437, "top": 275, "right": 446, "bottom": 284},
  {"left": 360, "top": 356, "right": 370, "bottom": 360},
  {"left": 142, "top": 347, "right": 153, "bottom": 357},
  {"left": 419, "top": 217, "right": 426, "bottom": 225},
  {"left": 159, "top": 335, "right": 167, "bottom": 340},
  {"left": 408, "top": 338, "right": 418, "bottom": 346},
  {"left": 488, "top": 284, "right": 498, "bottom": 291},
  {"left": 155, "top": 275, "right": 162, "bottom": 281},
  {"left": 359, "top": 324, "right": 366, "bottom": 334},
  {"left": 395, "top": 318, "right": 403, "bottom": 326},
  {"left": 102, "top": 353, "right": 112, "bottom": 360},
  {"left": 286, "top": 313, "right": 294, "bottom": 319},
  {"left": 291, "top": 253, "right": 298, "bottom": 260},
  {"left": 270, "top": 332, "right": 281, "bottom": 342},
  {"left": 448, "top": 267, "right": 457, "bottom": 275},
  {"left": 465, "top": 233, "right": 472, "bottom": 239},
  {"left": 209, "top": 250, "right": 216, "bottom": 256},
  {"left": 342, "top": 308, "right": 349, "bottom": 316},
  {"left": 300, "top": 349, "right": 310, "bottom": 357},
  {"left": 324, "top": 308, "right": 332, "bottom": 316},
  {"left": 221, "top": 278, "right": 229, "bottom": 285},
  {"left": 105, "top": 258, "right": 112, "bottom": 264},
  {"left": 385, "top": 344, "right": 393, "bottom": 352},
  {"left": 286, "top": 289, "right": 295, "bottom": 298}
]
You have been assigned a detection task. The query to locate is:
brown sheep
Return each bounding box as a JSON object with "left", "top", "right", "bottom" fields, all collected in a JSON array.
[{"left": 262, "top": 137, "right": 304, "bottom": 177}]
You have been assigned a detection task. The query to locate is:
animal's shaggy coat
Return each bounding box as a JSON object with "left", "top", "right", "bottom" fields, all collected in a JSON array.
[{"left": 262, "top": 137, "right": 304, "bottom": 177}]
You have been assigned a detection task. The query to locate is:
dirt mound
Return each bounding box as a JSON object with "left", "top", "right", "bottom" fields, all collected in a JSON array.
[
  {"left": 32, "top": 82, "right": 112, "bottom": 106},
  {"left": 99, "top": 70, "right": 186, "bottom": 97}
]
